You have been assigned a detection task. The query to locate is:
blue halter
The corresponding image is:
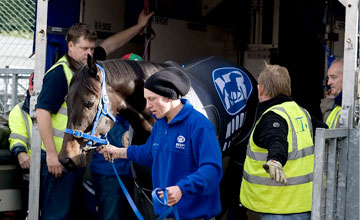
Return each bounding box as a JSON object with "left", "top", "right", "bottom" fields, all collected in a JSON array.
[{"left": 64, "top": 64, "right": 117, "bottom": 151}]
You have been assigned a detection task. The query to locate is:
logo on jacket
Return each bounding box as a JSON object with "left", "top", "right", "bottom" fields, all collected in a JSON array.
[
  {"left": 212, "top": 67, "right": 253, "bottom": 115},
  {"left": 176, "top": 135, "right": 186, "bottom": 149}
]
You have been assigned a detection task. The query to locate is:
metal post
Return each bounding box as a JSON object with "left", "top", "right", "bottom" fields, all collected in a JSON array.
[
  {"left": 325, "top": 139, "right": 337, "bottom": 219},
  {"left": 345, "top": 128, "right": 359, "bottom": 219},
  {"left": 312, "top": 128, "right": 326, "bottom": 220},
  {"left": 4, "top": 73, "right": 8, "bottom": 113},
  {"left": 312, "top": 128, "right": 349, "bottom": 220},
  {"left": 11, "top": 73, "right": 18, "bottom": 109},
  {"left": 335, "top": 135, "right": 349, "bottom": 219},
  {"left": 28, "top": 0, "right": 48, "bottom": 219},
  {"left": 339, "top": 0, "right": 359, "bottom": 128}
]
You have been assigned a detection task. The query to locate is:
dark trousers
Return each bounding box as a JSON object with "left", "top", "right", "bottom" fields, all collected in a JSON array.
[
  {"left": 40, "top": 151, "right": 85, "bottom": 220},
  {"left": 92, "top": 172, "right": 136, "bottom": 220}
]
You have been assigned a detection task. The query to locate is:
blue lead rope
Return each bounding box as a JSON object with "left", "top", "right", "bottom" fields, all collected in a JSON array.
[
  {"left": 112, "top": 162, "right": 180, "bottom": 220},
  {"left": 112, "top": 162, "right": 145, "bottom": 220},
  {"left": 92, "top": 63, "right": 179, "bottom": 220},
  {"left": 152, "top": 188, "right": 180, "bottom": 220}
]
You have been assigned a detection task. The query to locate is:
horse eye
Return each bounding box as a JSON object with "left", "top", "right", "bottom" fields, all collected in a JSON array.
[{"left": 85, "top": 101, "right": 94, "bottom": 108}]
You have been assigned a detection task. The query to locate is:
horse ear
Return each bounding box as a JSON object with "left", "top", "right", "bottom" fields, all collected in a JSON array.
[{"left": 87, "top": 54, "right": 97, "bottom": 77}]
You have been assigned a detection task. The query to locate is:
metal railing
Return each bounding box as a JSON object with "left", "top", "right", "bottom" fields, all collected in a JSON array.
[
  {"left": 312, "top": 128, "right": 359, "bottom": 220},
  {"left": 0, "top": 68, "right": 32, "bottom": 116},
  {"left": 0, "top": 0, "right": 35, "bottom": 117}
]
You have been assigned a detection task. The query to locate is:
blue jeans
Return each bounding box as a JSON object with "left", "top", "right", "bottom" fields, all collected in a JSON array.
[
  {"left": 92, "top": 172, "right": 136, "bottom": 220},
  {"left": 261, "top": 212, "right": 311, "bottom": 220},
  {"left": 40, "top": 151, "right": 85, "bottom": 220}
]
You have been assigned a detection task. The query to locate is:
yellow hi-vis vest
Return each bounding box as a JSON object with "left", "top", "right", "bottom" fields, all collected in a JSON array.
[
  {"left": 326, "top": 105, "right": 341, "bottom": 129},
  {"left": 41, "top": 56, "right": 73, "bottom": 153},
  {"left": 240, "top": 101, "right": 314, "bottom": 214},
  {"left": 9, "top": 102, "right": 32, "bottom": 156}
]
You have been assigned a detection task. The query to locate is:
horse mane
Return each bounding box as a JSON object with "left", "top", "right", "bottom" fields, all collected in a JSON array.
[
  {"left": 98, "top": 59, "right": 167, "bottom": 88},
  {"left": 70, "top": 59, "right": 169, "bottom": 96}
]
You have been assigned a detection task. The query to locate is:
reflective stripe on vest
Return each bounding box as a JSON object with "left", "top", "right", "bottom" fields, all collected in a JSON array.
[
  {"left": 9, "top": 102, "right": 32, "bottom": 155},
  {"left": 240, "top": 101, "right": 314, "bottom": 214},
  {"left": 246, "top": 106, "right": 314, "bottom": 161},
  {"left": 41, "top": 56, "right": 73, "bottom": 153},
  {"left": 243, "top": 170, "right": 313, "bottom": 186},
  {"left": 9, "top": 133, "right": 28, "bottom": 143},
  {"left": 326, "top": 105, "right": 342, "bottom": 129}
]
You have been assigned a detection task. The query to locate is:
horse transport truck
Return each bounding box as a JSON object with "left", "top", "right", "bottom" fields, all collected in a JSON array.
[{"left": 0, "top": 0, "right": 359, "bottom": 219}]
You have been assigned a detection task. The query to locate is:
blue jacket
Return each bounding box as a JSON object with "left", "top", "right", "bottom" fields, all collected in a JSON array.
[
  {"left": 91, "top": 116, "right": 132, "bottom": 176},
  {"left": 127, "top": 99, "right": 222, "bottom": 219}
]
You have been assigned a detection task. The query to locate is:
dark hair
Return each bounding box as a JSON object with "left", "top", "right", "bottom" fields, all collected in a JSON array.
[{"left": 66, "top": 23, "right": 97, "bottom": 44}]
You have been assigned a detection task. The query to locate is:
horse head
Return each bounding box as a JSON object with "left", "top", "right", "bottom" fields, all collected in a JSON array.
[
  {"left": 58, "top": 55, "right": 159, "bottom": 169},
  {"left": 58, "top": 55, "right": 112, "bottom": 168}
]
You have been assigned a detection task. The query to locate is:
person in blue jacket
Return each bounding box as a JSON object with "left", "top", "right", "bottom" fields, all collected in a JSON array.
[
  {"left": 89, "top": 115, "right": 136, "bottom": 220},
  {"left": 98, "top": 67, "right": 223, "bottom": 220},
  {"left": 84, "top": 53, "right": 143, "bottom": 220}
]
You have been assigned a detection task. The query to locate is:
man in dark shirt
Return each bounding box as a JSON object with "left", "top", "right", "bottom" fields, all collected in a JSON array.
[{"left": 36, "top": 10, "right": 153, "bottom": 220}]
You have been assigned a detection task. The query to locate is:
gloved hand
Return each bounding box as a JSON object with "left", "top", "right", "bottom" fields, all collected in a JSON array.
[{"left": 262, "top": 160, "right": 287, "bottom": 184}]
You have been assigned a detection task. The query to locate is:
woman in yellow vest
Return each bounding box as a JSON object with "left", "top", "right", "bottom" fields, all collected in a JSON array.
[{"left": 240, "top": 64, "right": 326, "bottom": 220}]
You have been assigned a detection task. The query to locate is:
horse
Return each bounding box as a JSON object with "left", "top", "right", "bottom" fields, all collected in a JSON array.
[{"left": 59, "top": 55, "right": 258, "bottom": 219}]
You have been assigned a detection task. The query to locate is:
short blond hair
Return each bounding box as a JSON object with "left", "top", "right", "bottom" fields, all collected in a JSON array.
[{"left": 258, "top": 63, "right": 291, "bottom": 98}]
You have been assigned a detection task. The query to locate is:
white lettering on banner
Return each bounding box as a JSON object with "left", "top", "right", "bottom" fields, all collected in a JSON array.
[
  {"left": 236, "top": 114, "right": 239, "bottom": 130},
  {"left": 232, "top": 118, "right": 235, "bottom": 134},
  {"left": 240, "top": 113, "right": 245, "bottom": 127},
  {"left": 222, "top": 112, "right": 246, "bottom": 151},
  {"left": 222, "top": 142, "right": 228, "bottom": 152},
  {"left": 226, "top": 122, "right": 231, "bottom": 139}
]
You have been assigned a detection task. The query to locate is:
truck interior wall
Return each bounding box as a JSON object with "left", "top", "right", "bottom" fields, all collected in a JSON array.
[
  {"left": 42, "top": 0, "right": 343, "bottom": 120},
  {"left": 203, "top": 0, "right": 251, "bottom": 65},
  {"left": 151, "top": 0, "right": 330, "bottom": 120},
  {"left": 277, "top": 0, "right": 327, "bottom": 119},
  {"left": 45, "top": 0, "right": 80, "bottom": 71}
]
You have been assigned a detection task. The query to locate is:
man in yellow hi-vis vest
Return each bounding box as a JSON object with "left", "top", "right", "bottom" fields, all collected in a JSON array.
[
  {"left": 240, "top": 64, "right": 326, "bottom": 219},
  {"left": 325, "top": 59, "right": 343, "bottom": 128},
  {"left": 36, "top": 10, "right": 154, "bottom": 219},
  {"left": 8, "top": 73, "right": 34, "bottom": 219}
]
